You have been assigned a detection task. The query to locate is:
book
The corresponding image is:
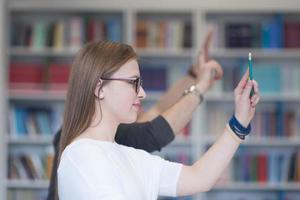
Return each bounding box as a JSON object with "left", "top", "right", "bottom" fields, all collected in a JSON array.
[
  {"left": 31, "top": 21, "right": 47, "bottom": 49},
  {"left": 106, "top": 19, "right": 122, "bottom": 42},
  {"left": 140, "top": 66, "right": 167, "bottom": 91},
  {"left": 284, "top": 22, "right": 300, "bottom": 48},
  {"left": 9, "top": 62, "right": 44, "bottom": 87},
  {"left": 48, "top": 63, "right": 70, "bottom": 90},
  {"left": 69, "top": 17, "right": 84, "bottom": 50}
]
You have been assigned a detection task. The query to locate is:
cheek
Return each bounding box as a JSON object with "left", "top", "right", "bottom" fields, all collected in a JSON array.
[{"left": 109, "top": 89, "right": 136, "bottom": 112}]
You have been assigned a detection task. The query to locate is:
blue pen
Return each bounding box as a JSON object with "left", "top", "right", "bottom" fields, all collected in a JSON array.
[{"left": 248, "top": 52, "right": 254, "bottom": 97}]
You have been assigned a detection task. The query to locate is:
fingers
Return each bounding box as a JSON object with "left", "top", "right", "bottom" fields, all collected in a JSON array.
[
  {"left": 250, "top": 93, "right": 260, "bottom": 107},
  {"left": 235, "top": 69, "right": 249, "bottom": 95},
  {"left": 203, "top": 30, "right": 213, "bottom": 62},
  {"left": 241, "top": 80, "right": 253, "bottom": 99},
  {"left": 250, "top": 80, "right": 260, "bottom": 107},
  {"left": 204, "top": 60, "right": 223, "bottom": 80},
  {"left": 252, "top": 80, "right": 259, "bottom": 94}
]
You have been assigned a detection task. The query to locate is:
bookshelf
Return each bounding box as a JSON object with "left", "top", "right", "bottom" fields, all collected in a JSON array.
[
  {"left": 0, "top": 0, "right": 8, "bottom": 200},
  {"left": 1, "top": 0, "right": 300, "bottom": 200},
  {"left": 203, "top": 10, "right": 300, "bottom": 200}
]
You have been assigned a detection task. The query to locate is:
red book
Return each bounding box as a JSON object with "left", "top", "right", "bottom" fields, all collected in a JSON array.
[
  {"left": 284, "top": 22, "right": 300, "bottom": 48},
  {"left": 87, "top": 19, "right": 96, "bottom": 42},
  {"left": 258, "top": 154, "right": 267, "bottom": 183},
  {"left": 48, "top": 63, "right": 70, "bottom": 89},
  {"left": 9, "top": 62, "right": 44, "bottom": 84}
]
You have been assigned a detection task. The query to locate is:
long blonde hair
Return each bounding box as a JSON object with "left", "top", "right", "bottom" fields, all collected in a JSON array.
[{"left": 55, "top": 40, "right": 137, "bottom": 200}]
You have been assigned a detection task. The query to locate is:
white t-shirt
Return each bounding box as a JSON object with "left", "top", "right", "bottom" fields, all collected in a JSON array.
[{"left": 58, "top": 138, "right": 182, "bottom": 200}]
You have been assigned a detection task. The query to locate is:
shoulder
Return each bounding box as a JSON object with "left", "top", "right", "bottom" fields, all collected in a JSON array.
[
  {"left": 58, "top": 139, "right": 120, "bottom": 185},
  {"left": 59, "top": 139, "right": 114, "bottom": 172},
  {"left": 118, "top": 144, "right": 164, "bottom": 167}
]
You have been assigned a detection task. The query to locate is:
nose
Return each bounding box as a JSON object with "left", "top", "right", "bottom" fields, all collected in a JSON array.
[{"left": 137, "top": 86, "right": 146, "bottom": 100}]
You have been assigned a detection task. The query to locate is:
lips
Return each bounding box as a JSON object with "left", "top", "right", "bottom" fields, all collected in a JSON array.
[
  {"left": 133, "top": 103, "right": 140, "bottom": 107},
  {"left": 132, "top": 102, "right": 141, "bottom": 110}
]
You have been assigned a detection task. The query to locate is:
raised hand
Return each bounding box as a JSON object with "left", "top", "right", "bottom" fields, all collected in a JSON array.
[
  {"left": 195, "top": 53, "right": 223, "bottom": 93},
  {"left": 234, "top": 69, "right": 260, "bottom": 127},
  {"left": 191, "top": 30, "right": 214, "bottom": 80}
]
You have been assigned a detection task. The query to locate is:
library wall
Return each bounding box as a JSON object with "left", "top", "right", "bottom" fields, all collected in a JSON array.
[{"left": 2, "top": 1, "right": 300, "bottom": 200}]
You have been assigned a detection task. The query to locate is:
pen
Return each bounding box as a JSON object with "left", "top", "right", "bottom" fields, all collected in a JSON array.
[
  {"left": 248, "top": 52, "right": 253, "bottom": 80},
  {"left": 248, "top": 52, "right": 254, "bottom": 97}
]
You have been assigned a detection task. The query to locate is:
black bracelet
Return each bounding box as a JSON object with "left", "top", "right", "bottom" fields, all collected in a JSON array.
[
  {"left": 228, "top": 115, "right": 251, "bottom": 140},
  {"left": 187, "top": 66, "right": 197, "bottom": 79}
]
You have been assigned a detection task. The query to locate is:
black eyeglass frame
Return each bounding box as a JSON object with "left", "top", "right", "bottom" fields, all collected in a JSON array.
[{"left": 101, "top": 77, "right": 143, "bottom": 94}]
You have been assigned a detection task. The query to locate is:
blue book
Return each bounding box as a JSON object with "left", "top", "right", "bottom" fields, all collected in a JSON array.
[
  {"left": 35, "top": 110, "right": 52, "bottom": 135},
  {"left": 262, "top": 21, "right": 272, "bottom": 48},
  {"left": 140, "top": 66, "right": 167, "bottom": 91},
  {"left": 268, "top": 152, "right": 281, "bottom": 183},
  {"left": 276, "top": 103, "right": 284, "bottom": 137},
  {"left": 106, "top": 19, "right": 122, "bottom": 42},
  {"left": 261, "top": 14, "right": 283, "bottom": 49},
  {"left": 15, "top": 107, "right": 28, "bottom": 136}
]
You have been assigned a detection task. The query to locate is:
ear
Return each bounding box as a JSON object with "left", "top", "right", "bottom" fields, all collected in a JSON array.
[{"left": 94, "top": 80, "right": 105, "bottom": 100}]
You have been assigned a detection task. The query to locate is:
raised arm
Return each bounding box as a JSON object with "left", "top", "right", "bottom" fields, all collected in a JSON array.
[
  {"left": 137, "top": 31, "right": 214, "bottom": 123},
  {"left": 138, "top": 31, "right": 222, "bottom": 135},
  {"left": 176, "top": 69, "right": 260, "bottom": 195},
  {"left": 161, "top": 53, "right": 223, "bottom": 135}
]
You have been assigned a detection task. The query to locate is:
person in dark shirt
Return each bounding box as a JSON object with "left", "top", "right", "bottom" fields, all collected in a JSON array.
[{"left": 47, "top": 31, "right": 222, "bottom": 200}]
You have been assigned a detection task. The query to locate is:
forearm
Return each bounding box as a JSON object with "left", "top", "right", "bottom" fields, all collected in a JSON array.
[
  {"left": 177, "top": 125, "right": 242, "bottom": 195},
  {"left": 138, "top": 75, "right": 195, "bottom": 122},
  {"left": 161, "top": 92, "right": 199, "bottom": 136}
]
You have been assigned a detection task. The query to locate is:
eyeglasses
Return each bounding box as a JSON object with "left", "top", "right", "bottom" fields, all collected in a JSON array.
[{"left": 101, "top": 77, "right": 143, "bottom": 94}]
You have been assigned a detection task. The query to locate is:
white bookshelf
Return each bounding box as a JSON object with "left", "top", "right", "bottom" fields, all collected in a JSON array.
[
  {"left": 9, "top": 47, "right": 78, "bottom": 57},
  {"left": 0, "top": 0, "right": 8, "bottom": 200},
  {"left": 6, "top": 180, "right": 49, "bottom": 189},
  {"left": 7, "top": 136, "right": 53, "bottom": 145},
  {"left": 206, "top": 93, "right": 300, "bottom": 102},
  {"left": 205, "top": 137, "right": 300, "bottom": 147},
  {"left": 213, "top": 182, "right": 300, "bottom": 191},
  {"left": 2, "top": 1, "right": 300, "bottom": 200},
  {"left": 211, "top": 48, "right": 300, "bottom": 59}
]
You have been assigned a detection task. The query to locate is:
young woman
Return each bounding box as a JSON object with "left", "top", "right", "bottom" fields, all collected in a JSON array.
[{"left": 57, "top": 40, "right": 260, "bottom": 199}]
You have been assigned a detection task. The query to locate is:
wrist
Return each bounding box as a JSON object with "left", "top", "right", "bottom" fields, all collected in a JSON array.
[
  {"left": 228, "top": 115, "right": 251, "bottom": 140},
  {"left": 195, "top": 82, "right": 207, "bottom": 94},
  {"left": 182, "top": 85, "right": 204, "bottom": 104},
  {"left": 234, "top": 114, "right": 249, "bottom": 127},
  {"left": 226, "top": 124, "right": 243, "bottom": 143}
]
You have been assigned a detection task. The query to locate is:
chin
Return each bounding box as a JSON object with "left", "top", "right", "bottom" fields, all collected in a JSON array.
[{"left": 121, "top": 113, "right": 138, "bottom": 124}]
